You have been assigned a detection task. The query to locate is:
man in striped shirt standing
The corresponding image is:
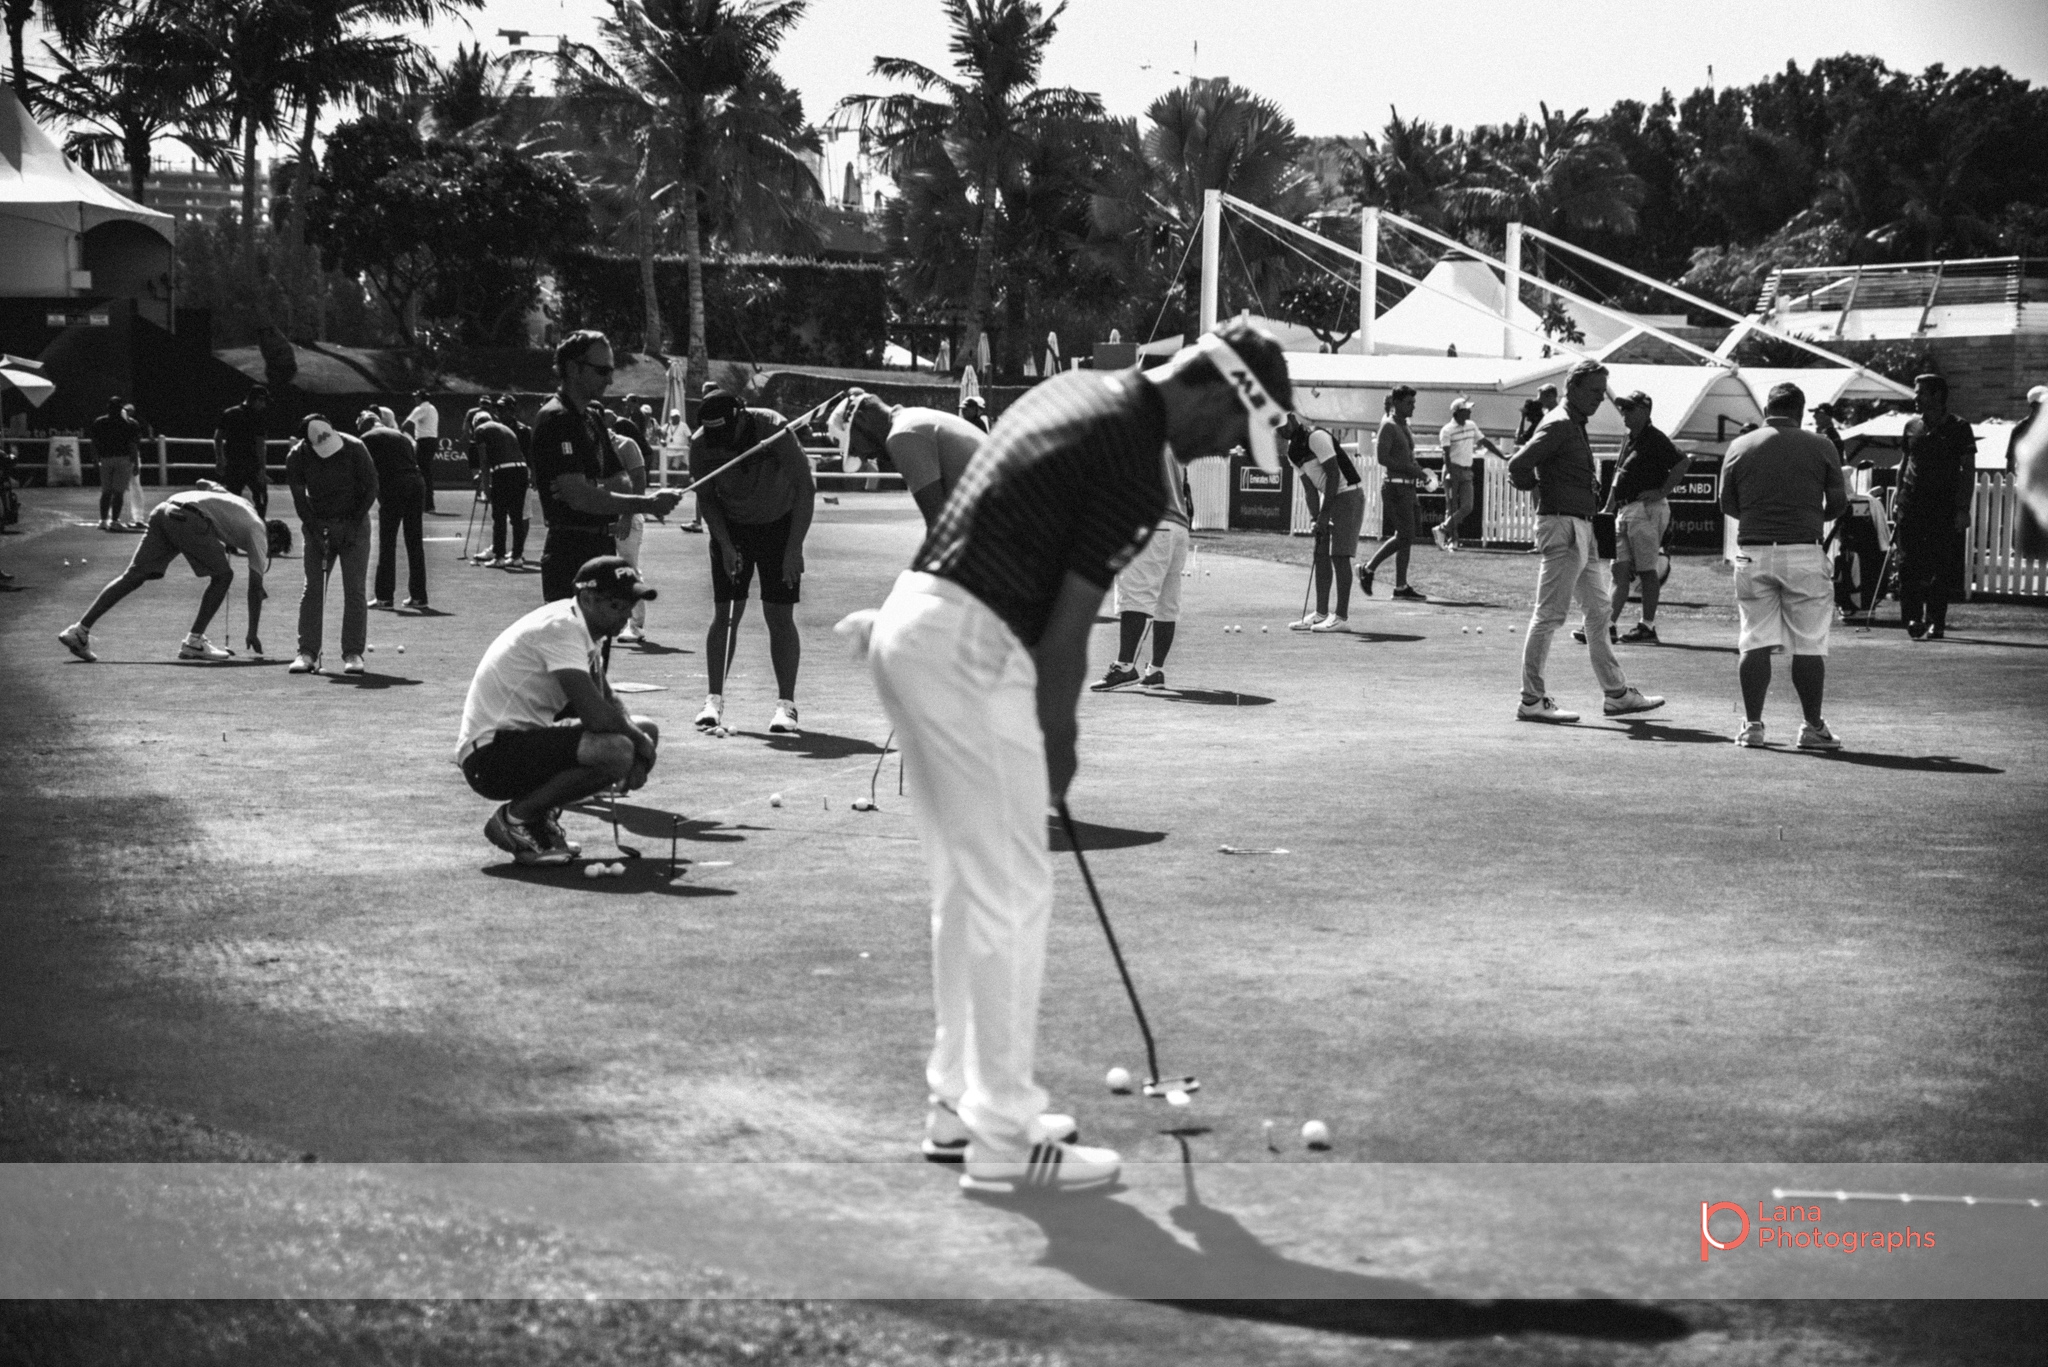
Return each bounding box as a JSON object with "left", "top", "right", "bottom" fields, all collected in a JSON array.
[{"left": 854, "top": 321, "right": 1291, "bottom": 1195}]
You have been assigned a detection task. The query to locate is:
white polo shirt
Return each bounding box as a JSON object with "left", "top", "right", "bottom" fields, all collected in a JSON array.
[
  {"left": 1439, "top": 419, "right": 1485, "bottom": 468},
  {"left": 407, "top": 402, "right": 440, "bottom": 440},
  {"left": 455, "top": 599, "right": 602, "bottom": 762}
]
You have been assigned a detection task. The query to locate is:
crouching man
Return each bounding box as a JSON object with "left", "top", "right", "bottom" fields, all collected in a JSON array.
[{"left": 455, "top": 555, "right": 662, "bottom": 865}]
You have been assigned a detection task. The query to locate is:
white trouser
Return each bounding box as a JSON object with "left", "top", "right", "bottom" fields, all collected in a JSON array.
[
  {"left": 869, "top": 571, "right": 1052, "bottom": 1151},
  {"left": 1521, "top": 514, "right": 1627, "bottom": 701},
  {"left": 615, "top": 514, "right": 646, "bottom": 627}
]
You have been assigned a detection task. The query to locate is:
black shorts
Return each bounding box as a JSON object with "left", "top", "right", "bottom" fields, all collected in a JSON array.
[
  {"left": 461, "top": 726, "right": 587, "bottom": 802},
  {"left": 710, "top": 513, "right": 799, "bottom": 605},
  {"left": 541, "top": 528, "right": 616, "bottom": 602}
]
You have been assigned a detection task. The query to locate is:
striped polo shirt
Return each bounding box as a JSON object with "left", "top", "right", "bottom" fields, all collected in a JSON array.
[{"left": 915, "top": 369, "right": 1169, "bottom": 647}]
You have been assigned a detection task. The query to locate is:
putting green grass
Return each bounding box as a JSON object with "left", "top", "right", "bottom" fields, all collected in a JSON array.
[{"left": 3, "top": 488, "right": 2045, "bottom": 1362}]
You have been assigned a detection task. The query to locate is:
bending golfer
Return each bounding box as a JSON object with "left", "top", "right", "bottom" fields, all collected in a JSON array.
[
  {"left": 858, "top": 321, "right": 1291, "bottom": 1194},
  {"left": 828, "top": 390, "right": 985, "bottom": 528},
  {"left": 57, "top": 484, "right": 288, "bottom": 663},
  {"left": 690, "top": 391, "right": 815, "bottom": 736},
  {"left": 456, "top": 556, "right": 662, "bottom": 865},
  {"left": 285, "top": 416, "right": 378, "bottom": 676},
  {"left": 1282, "top": 411, "right": 1364, "bottom": 631}
]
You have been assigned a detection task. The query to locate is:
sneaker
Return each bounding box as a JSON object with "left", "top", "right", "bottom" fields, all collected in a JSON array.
[
  {"left": 1287, "top": 613, "right": 1324, "bottom": 632},
  {"left": 616, "top": 625, "right": 644, "bottom": 644},
  {"left": 1357, "top": 566, "right": 1374, "bottom": 597},
  {"left": 769, "top": 700, "right": 800, "bottom": 735},
  {"left": 370, "top": 599, "right": 395, "bottom": 609},
  {"left": 922, "top": 1099, "right": 1078, "bottom": 1163},
  {"left": 1430, "top": 525, "right": 1449, "bottom": 551},
  {"left": 1571, "top": 623, "right": 1620, "bottom": 645},
  {"left": 1796, "top": 720, "right": 1843, "bottom": 751},
  {"left": 959, "top": 1139, "right": 1121, "bottom": 1194},
  {"left": 694, "top": 695, "right": 723, "bottom": 730},
  {"left": 1309, "top": 615, "right": 1351, "bottom": 633},
  {"left": 534, "top": 808, "right": 582, "bottom": 856},
  {"left": 485, "top": 803, "right": 569, "bottom": 866},
  {"left": 509, "top": 555, "right": 527, "bottom": 568},
  {"left": 1391, "top": 584, "right": 1426, "bottom": 601},
  {"left": 1517, "top": 696, "right": 1580, "bottom": 724},
  {"left": 1138, "top": 665, "right": 1166, "bottom": 688},
  {"left": 681, "top": 519, "right": 704, "bottom": 534},
  {"left": 57, "top": 623, "right": 96, "bottom": 662},
  {"left": 470, "top": 553, "right": 500, "bottom": 566},
  {"left": 400, "top": 598, "right": 428, "bottom": 610},
  {"left": 178, "top": 634, "right": 233, "bottom": 662},
  {"left": 289, "top": 654, "right": 321, "bottom": 674},
  {"left": 1735, "top": 720, "right": 1767, "bottom": 748},
  {"left": 1906, "top": 619, "right": 1929, "bottom": 640},
  {"left": 342, "top": 654, "right": 366, "bottom": 675},
  {"left": 1619, "top": 622, "right": 1660, "bottom": 644},
  {"left": 1602, "top": 688, "right": 1665, "bottom": 717},
  {"left": 1091, "top": 662, "right": 1140, "bottom": 691}
]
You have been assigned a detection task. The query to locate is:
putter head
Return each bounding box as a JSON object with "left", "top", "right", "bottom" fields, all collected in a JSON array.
[{"left": 1142, "top": 1076, "right": 1200, "bottom": 1098}]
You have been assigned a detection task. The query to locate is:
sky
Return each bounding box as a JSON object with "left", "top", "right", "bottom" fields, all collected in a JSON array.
[{"left": 432, "top": 0, "right": 2048, "bottom": 136}]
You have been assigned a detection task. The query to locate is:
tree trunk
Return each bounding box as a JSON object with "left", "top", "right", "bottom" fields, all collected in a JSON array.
[
  {"left": 289, "top": 95, "right": 319, "bottom": 248},
  {"left": 635, "top": 153, "right": 665, "bottom": 357},
  {"left": 240, "top": 119, "right": 259, "bottom": 258},
  {"left": 960, "top": 163, "right": 1001, "bottom": 378},
  {"left": 125, "top": 121, "right": 150, "bottom": 202},
  {"left": 6, "top": 3, "right": 28, "bottom": 107},
  {"left": 681, "top": 179, "right": 708, "bottom": 396}
]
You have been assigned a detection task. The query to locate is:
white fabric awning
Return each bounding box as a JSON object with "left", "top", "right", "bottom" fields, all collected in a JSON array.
[{"left": 0, "top": 88, "right": 173, "bottom": 242}]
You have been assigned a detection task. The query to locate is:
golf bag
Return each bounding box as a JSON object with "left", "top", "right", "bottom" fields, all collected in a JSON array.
[{"left": 1828, "top": 493, "right": 1891, "bottom": 617}]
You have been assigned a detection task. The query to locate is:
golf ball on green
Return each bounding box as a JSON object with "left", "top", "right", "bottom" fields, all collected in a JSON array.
[
  {"left": 1166, "top": 1089, "right": 1190, "bottom": 1107},
  {"left": 608, "top": 862, "right": 627, "bottom": 876},
  {"left": 769, "top": 793, "right": 783, "bottom": 807},
  {"left": 1302, "top": 1119, "right": 1331, "bottom": 1148},
  {"left": 583, "top": 863, "right": 606, "bottom": 879},
  {"left": 1105, "top": 1066, "right": 1131, "bottom": 1092}
]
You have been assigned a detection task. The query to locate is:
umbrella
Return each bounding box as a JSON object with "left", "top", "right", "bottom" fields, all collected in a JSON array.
[
  {"left": 936, "top": 339, "right": 952, "bottom": 374},
  {"left": 975, "top": 331, "right": 991, "bottom": 374},
  {"left": 959, "top": 364, "right": 980, "bottom": 403},
  {"left": 1044, "top": 330, "right": 1060, "bottom": 377},
  {"left": 0, "top": 352, "right": 52, "bottom": 407}
]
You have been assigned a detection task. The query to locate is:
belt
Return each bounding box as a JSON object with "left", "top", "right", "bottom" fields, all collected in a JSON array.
[
  {"left": 1737, "top": 540, "right": 1820, "bottom": 547},
  {"left": 1383, "top": 476, "right": 1418, "bottom": 486},
  {"left": 490, "top": 462, "right": 526, "bottom": 472},
  {"left": 457, "top": 731, "right": 497, "bottom": 764}
]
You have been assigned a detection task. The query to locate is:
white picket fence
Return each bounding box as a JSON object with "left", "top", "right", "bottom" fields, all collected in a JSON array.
[{"left": 1970, "top": 473, "right": 2048, "bottom": 599}]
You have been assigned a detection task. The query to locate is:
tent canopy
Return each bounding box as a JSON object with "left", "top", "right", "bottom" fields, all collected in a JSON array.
[
  {"left": 0, "top": 88, "right": 172, "bottom": 240},
  {"left": 1357, "top": 260, "right": 1664, "bottom": 359}
]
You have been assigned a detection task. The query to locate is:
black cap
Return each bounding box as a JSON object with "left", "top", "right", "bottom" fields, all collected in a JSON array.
[
  {"left": 699, "top": 392, "right": 740, "bottom": 430},
  {"left": 573, "top": 556, "right": 657, "bottom": 601}
]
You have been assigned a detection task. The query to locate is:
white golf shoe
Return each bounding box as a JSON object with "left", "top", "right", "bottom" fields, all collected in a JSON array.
[
  {"left": 694, "top": 694, "right": 723, "bottom": 730},
  {"left": 769, "top": 700, "right": 800, "bottom": 735},
  {"left": 959, "top": 1138, "right": 1121, "bottom": 1194},
  {"left": 922, "top": 1099, "right": 1078, "bottom": 1163}
]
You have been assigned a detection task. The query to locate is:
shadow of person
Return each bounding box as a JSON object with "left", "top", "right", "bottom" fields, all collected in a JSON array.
[
  {"left": 970, "top": 1141, "right": 1689, "bottom": 1346},
  {"left": 1799, "top": 750, "right": 2003, "bottom": 775},
  {"left": 758, "top": 729, "right": 888, "bottom": 761},
  {"left": 1613, "top": 718, "right": 1738, "bottom": 745},
  {"left": 1047, "top": 815, "right": 1167, "bottom": 852},
  {"left": 559, "top": 801, "right": 762, "bottom": 843},
  {"left": 1145, "top": 688, "right": 1277, "bottom": 706}
]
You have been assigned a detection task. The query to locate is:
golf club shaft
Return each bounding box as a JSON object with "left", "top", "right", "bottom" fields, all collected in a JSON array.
[
  {"left": 674, "top": 391, "right": 848, "bottom": 500},
  {"left": 1055, "top": 799, "right": 1163, "bottom": 1087}
]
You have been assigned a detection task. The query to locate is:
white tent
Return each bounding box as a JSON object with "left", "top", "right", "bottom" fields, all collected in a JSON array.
[
  {"left": 0, "top": 88, "right": 173, "bottom": 299},
  {"left": 1356, "top": 260, "right": 1664, "bottom": 359}
]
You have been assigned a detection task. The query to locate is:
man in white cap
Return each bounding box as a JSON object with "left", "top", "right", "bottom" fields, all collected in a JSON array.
[
  {"left": 851, "top": 319, "right": 1290, "bottom": 1195},
  {"left": 1433, "top": 397, "right": 1501, "bottom": 552},
  {"left": 2007, "top": 384, "right": 2044, "bottom": 476},
  {"left": 284, "top": 414, "right": 379, "bottom": 675},
  {"left": 827, "top": 390, "right": 985, "bottom": 530}
]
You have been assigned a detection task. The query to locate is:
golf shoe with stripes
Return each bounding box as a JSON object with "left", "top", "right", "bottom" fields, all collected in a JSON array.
[
  {"left": 959, "top": 1139, "right": 1120, "bottom": 1194},
  {"left": 922, "top": 1098, "right": 1078, "bottom": 1163}
]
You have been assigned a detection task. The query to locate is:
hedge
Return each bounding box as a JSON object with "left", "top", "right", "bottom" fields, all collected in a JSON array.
[{"left": 555, "top": 253, "right": 889, "bottom": 368}]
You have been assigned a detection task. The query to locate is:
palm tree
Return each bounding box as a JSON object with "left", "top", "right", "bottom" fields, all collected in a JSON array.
[
  {"left": 416, "top": 40, "right": 516, "bottom": 142},
  {"left": 5, "top": 0, "right": 101, "bottom": 105},
  {"left": 846, "top": 0, "right": 1101, "bottom": 372},
  {"left": 560, "top": 0, "right": 819, "bottom": 390},
  {"left": 1463, "top": 103, "right": 1645, "bottom": 238},
  {"left": 32, "top": 15, "right": 229, "bottom": 202}
]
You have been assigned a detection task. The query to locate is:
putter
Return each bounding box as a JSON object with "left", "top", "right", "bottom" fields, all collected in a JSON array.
[
  {"left": 608, "top": 790, "right": 641, "bottom": 859},
  {"left": 674, "top": 391, "right": 850, "bottom": 502},
  {"left": 863, "top": 727, "right": 895, "bottom": 808},
  {"left": 1054, "top": 799, "right": 1199, "bottom": 1100},
  {"left": 459, "top": 487, "right": 484, "bottom": 561}
]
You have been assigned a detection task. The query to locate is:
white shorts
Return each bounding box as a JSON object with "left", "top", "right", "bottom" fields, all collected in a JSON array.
[
  {"left": 1112, "top": 521, "right": 1189, "bottom": 621},
  {"left": 1616, "top": 498, "right": 1669, "bottom": 567},
  {"left": 1734, "top": 542, "right": 1832, "bottom": 656}
]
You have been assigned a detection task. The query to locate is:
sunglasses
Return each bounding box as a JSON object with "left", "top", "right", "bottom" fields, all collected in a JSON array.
[{"left": 576, "top": 358, "right": 614, "bottom": 378}]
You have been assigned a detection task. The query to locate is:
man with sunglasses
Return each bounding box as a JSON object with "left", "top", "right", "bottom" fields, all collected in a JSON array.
[{"left": 529, "top": 331, "right": 682, "bottom": 602}]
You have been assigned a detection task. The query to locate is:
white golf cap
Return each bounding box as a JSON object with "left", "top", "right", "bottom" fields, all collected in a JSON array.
[
  {"left": 1194, "top": 331, "right": 1288, "bottom": 473},
  {"left": 305, "top": 418, "right": 343, "bottom": 458}
]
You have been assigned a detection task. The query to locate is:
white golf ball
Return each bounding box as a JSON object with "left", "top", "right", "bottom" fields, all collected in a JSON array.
[
  {"left": 769, "top": 793, "right": 783, "bottom": 807},
  {"left": 1261, "top": 625, "right": 1269, "bottom": 633},
  {"left": 367, "top": 645, "right": 375, "bottom": 652},
  {"left": 608, "top": 862, "right": 628, "bottom": 876},
  {"left": 61, "top": 559, "right": 69, "bottom": 566},
  {"left": 1302, "top": 1119, "right": 1331, "bottom": 1148},
  {"left": 852, "top": 798, "right": 875, "bottom": 811},
  {"left": 1475, "top": 627, "right": 1483, "bottom": 635},
  {"left": 1461, "top": 626, "right": 1468, "bottom": 634},
  {"left": 1508, "top": 626, "right": 1517, "bottom": 634},
  {"left": 396, "top": 645, "right": 405, "bottom": 654},
  {"left": 1222, "top": 625, "right": 1230, "bottom": 634},
  {"left": 1105, "top": 1066, "right": 1131, "bottom": 1092},
  {"left": 582, "top": 863, "right": 606, "bottom": 879},
  {"left": 1166, "top": 1089, "right": 1191, "bottom": 1107}
]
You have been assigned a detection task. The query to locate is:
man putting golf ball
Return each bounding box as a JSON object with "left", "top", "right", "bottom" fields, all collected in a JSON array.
[{"left": 845, "top": 321, "right": 1292, "bottom": 1194}]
